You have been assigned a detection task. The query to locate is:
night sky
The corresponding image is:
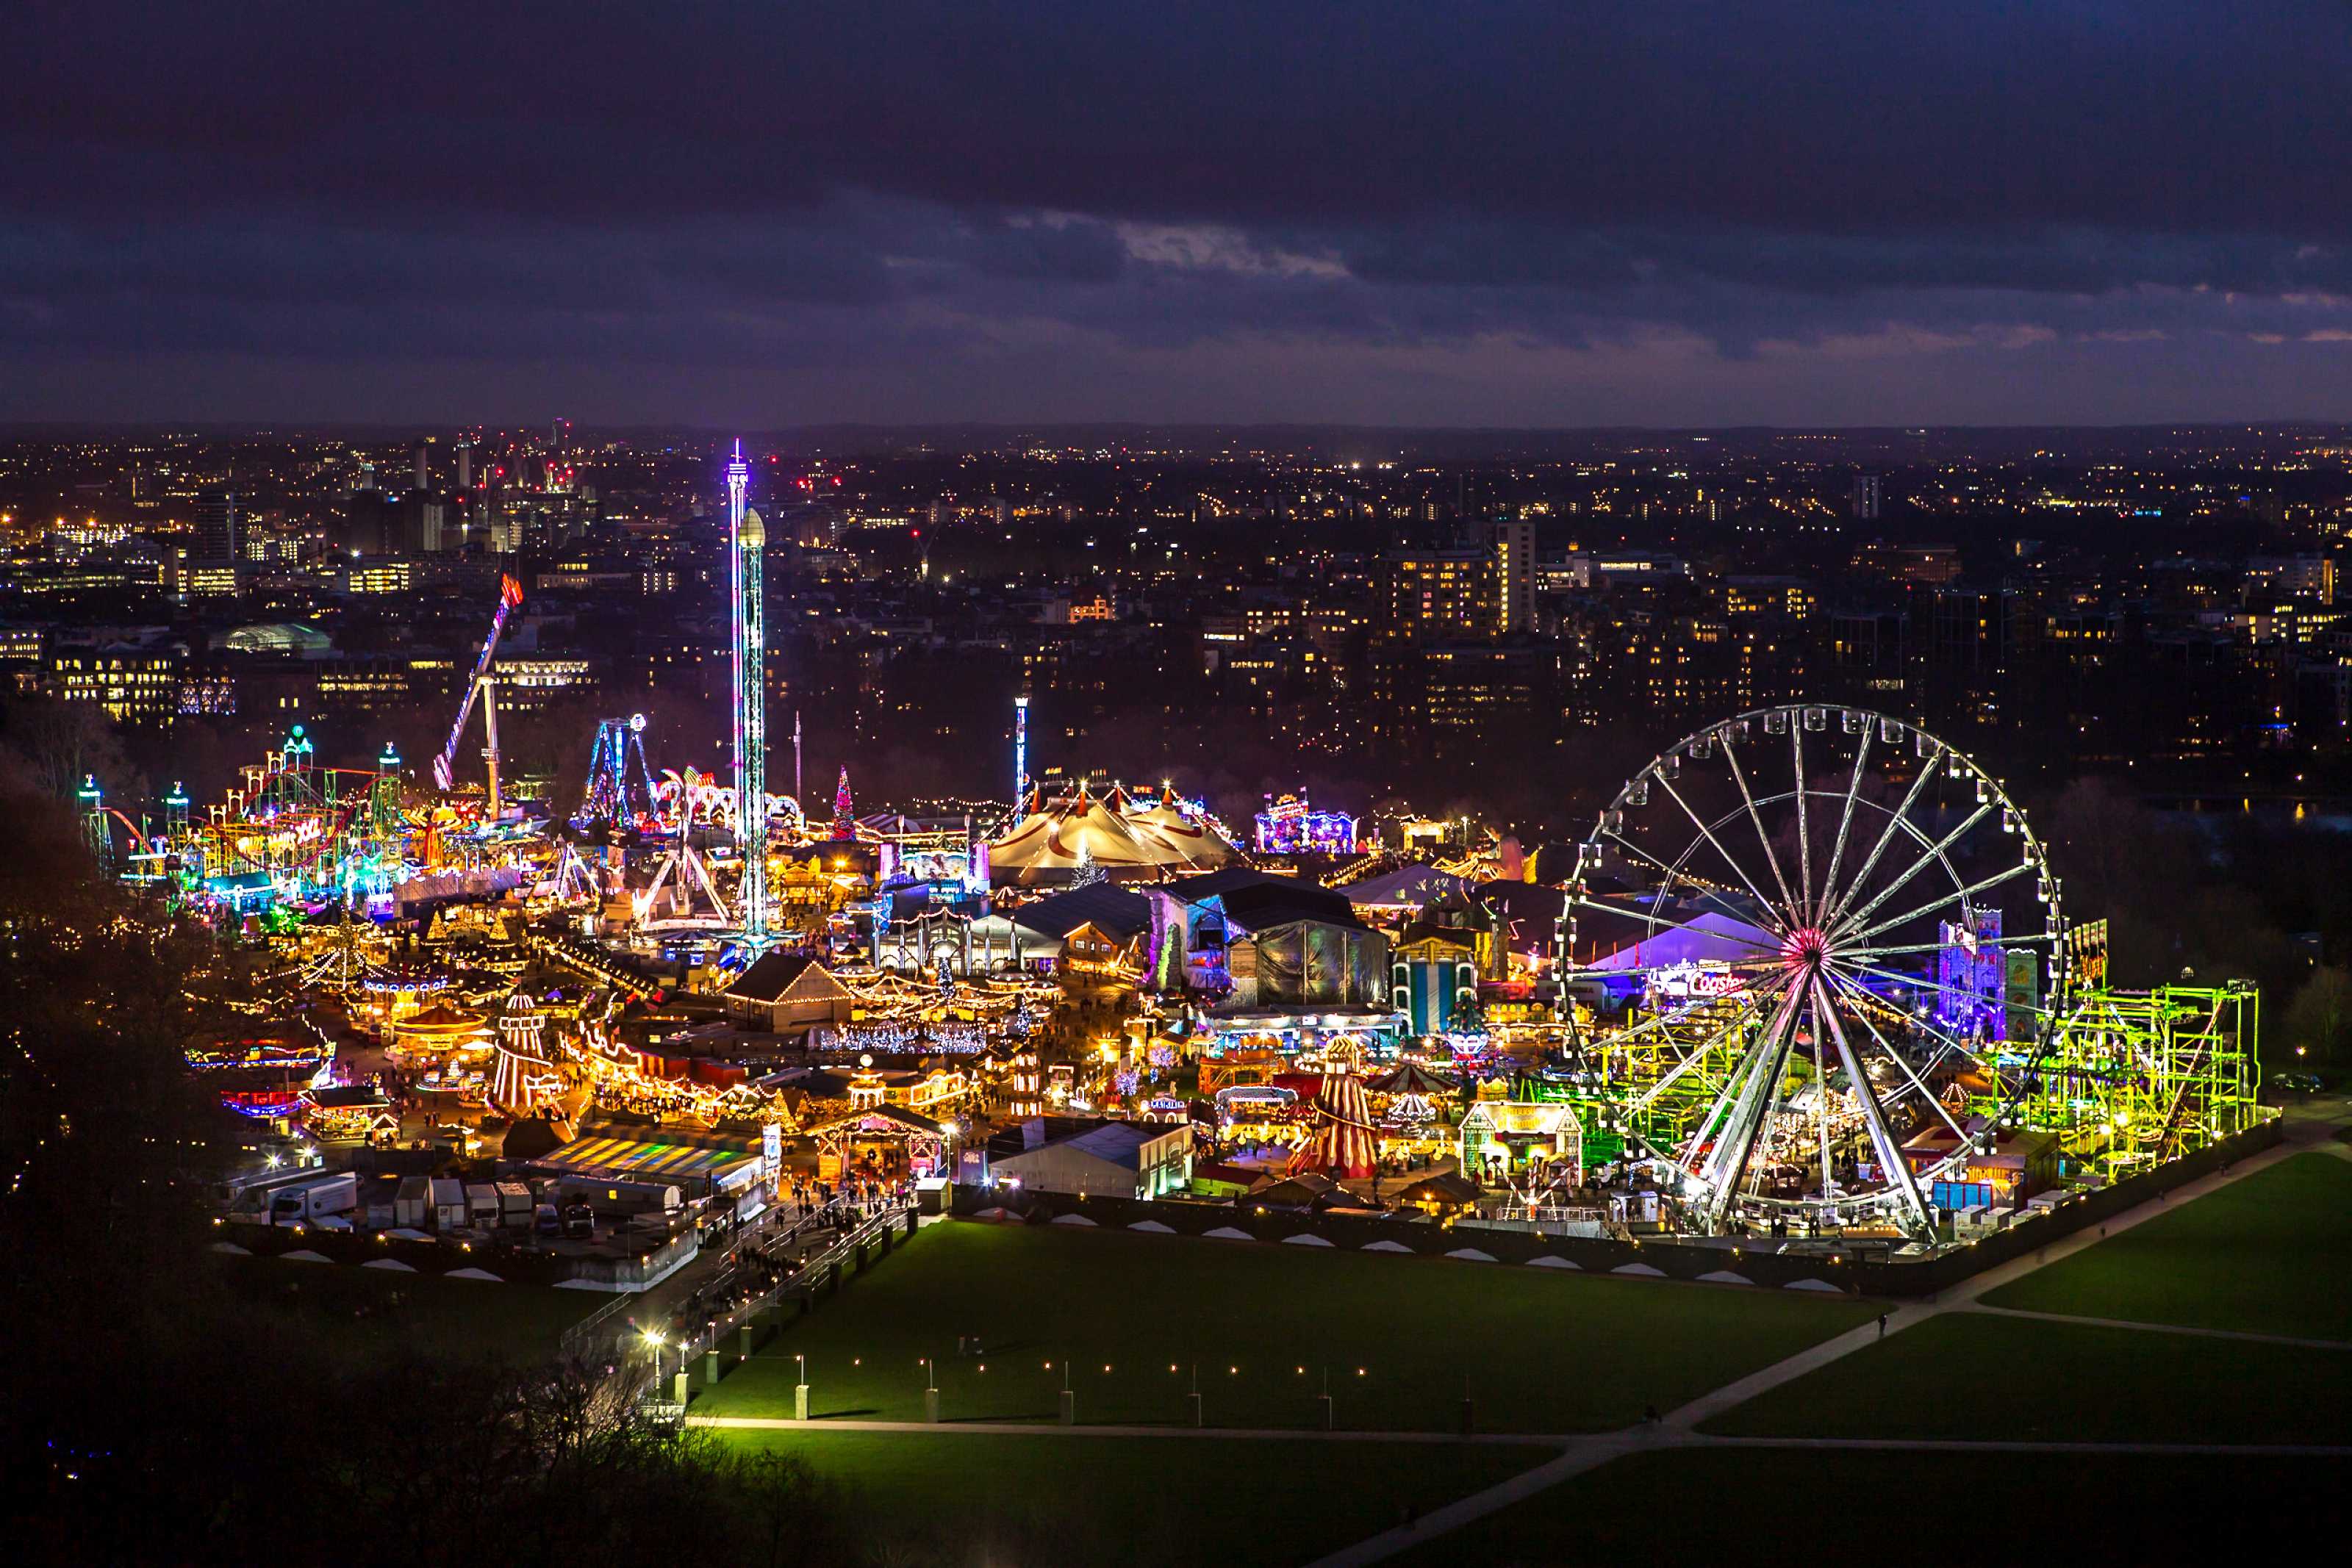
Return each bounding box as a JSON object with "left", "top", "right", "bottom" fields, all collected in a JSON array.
[{"left": 6, "top": 1, "right": 2349, "bottom": 428}]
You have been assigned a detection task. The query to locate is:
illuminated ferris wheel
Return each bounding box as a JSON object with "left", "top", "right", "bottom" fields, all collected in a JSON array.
[{"left": 1562, "top": 705, "right": 2068, "bottom": 1238}]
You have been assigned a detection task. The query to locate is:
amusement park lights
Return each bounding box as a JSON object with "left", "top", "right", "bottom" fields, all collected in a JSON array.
[{"left": 728, "top": 441, "right": 772, "bottom": 946}]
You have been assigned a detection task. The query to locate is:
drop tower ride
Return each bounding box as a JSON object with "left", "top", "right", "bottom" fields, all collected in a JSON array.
[{"left": 728, "top": 440, "right": 770, "bottom": 944}]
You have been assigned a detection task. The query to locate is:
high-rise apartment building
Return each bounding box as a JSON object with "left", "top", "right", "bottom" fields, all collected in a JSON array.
[
  {"left": 1491, "top": 519, "right": 1535, "bottom": 633},
  {"left": 1383, "top": 548, "right": 1494, "bottom": 638},
  {"left": 192, "top": 490, "right": 238, "bottom": 564},
  {"left": 1851, "top": 472, "right": 1884, "bottom": 521}
]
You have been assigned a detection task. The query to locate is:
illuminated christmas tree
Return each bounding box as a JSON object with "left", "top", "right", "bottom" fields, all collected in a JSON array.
[
  {"left": 1069, "top": 844, "right": 1105, "bottom": 888},
  {"left": 833, "top": 765, "right": 853, "bottom": 822}
]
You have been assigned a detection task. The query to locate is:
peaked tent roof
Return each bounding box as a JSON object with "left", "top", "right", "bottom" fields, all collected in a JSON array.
[
  {"left": 989, "top": 790, "right": 1236, "bottom": 883},
  {"left": 1369, "top": 1061, "right": 1458, "bottom": 1096},
  {"left": 1582, "top": 908, "right": 1779, "bottom": 972},
  {"left": 1345, "top": 864, "right": 1475, "bottom": 909}
]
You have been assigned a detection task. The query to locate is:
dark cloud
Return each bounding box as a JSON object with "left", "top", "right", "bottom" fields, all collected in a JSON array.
[{"left": 2, "top": 2, "right": 2350, "bottom": 422}]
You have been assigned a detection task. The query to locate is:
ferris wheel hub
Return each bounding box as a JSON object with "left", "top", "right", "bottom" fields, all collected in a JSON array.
[{"left": 1781, "top": 926, "right": 1832, "bottom": 970}]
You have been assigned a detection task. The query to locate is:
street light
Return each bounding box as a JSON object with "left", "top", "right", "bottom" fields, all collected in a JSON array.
[{"left": 642, "top": 1328, "right": 667, "bottom": 1386}]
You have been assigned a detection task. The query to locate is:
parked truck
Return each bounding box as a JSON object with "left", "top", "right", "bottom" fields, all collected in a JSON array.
[
  {"left": 555, "top": 1175, "right": 683, "bottom": 1219},
  {"left": 269, "top": 1171, "right": 359, "bottom": 1227},
  {"left": 222, "top": 1168, "right": 341, "bottom": 1226}
]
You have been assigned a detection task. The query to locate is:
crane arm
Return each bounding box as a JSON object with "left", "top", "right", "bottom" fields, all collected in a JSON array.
[{"left": 431, "top": 574, "right": 523, "bottom": 789}]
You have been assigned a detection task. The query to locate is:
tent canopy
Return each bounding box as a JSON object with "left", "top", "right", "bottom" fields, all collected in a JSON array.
[
  {"left": 1582, "top": 910, "right": 1777, "bottom": 972},
  {"left": 988, "top": 790, "right": 1237, "bottom": 884}
]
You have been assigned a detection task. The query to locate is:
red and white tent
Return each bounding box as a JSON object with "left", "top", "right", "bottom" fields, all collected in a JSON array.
[
  {"left": 1290, "top": 1068, "right": 1380, "bottom": 1179},
  {"left": 987, "top": 783, "right": 1237, "bottom": 885}
]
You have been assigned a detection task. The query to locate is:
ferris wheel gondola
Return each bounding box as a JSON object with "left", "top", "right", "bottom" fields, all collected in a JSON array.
[{"left": 1561, "top": 705, "right": 2067, "bottom": 1238}]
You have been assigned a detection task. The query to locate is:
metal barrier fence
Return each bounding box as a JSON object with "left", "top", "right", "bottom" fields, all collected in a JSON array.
[{"left": 578, "top": 1198, "right": 919, "bottom": 1411}]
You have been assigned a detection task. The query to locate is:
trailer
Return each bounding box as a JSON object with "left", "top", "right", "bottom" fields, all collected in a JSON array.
[
  {"left": 465, "top": 1182, "right": 501, "bottom": 1225},
  {"left": 269, "top": 1171, "right": 359, "bottom": 1227},
  {"left": 495, "top": 1182, "right": 534, "bottom": 1226},
  {"left": 359, "top": 1173, "right": 401, "bottom": 1229},
  {"left": 555, "top": 1175, "right": 683, "bottom": 1218},
  {"left": 430, "top": 1177, "right": 468, "bottom": 1230},
  {"left": 393, "top": 1175, "right": 430, "bottom": 1229},
  {"left": 221, "top": 1167, "right": 343, "bottom": 1226}
]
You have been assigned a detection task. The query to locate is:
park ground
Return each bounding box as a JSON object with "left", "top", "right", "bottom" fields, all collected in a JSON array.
[
  {"left": 205, "top": 1106, "right": 2352, "bottom": 1562},
  {"left": 695, "top": 1219, "right": 1880, "bottom": 1434},
  {"left": 682, "top": 1101, "right": 2352, "bottom": 1566}
]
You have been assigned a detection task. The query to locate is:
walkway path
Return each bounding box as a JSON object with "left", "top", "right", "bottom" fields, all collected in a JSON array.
[
  {"left": 1699, "top": 1434, "right": 2352, "bottom": 1456},
  {"left": 1964, "top": 1301, "right": 2352, "bottom": 1352},
  {"left": 695, "top": 1414, "right": 1570, "bottom": 1445},
  {"left": 1308, "top": 1096, "right": 2351, "bottom": 1568}
]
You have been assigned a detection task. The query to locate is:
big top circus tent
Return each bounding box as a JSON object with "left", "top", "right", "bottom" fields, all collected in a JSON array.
[{"left": 986, "top": 783, "right": 1238, "bottom": 885}]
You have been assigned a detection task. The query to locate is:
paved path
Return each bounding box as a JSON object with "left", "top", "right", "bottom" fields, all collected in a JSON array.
[
  {"left": 693, "top": 1414, "right": 1569, "bottom": 1445},
  {"left": 1698, "top": 1434, "right": 2352, "bottom": 1456},
  {"left": 1964, "top": 1301, "right": 2352, "bottom": 1352},
  {"left": 1308, "top": 1101, "right": 2352, "bottom": 1568}
]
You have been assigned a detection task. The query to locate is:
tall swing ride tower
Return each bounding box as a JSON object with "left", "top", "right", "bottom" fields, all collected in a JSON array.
[{"left": 727, "top": 440, "right": 771, "bottom": 944}]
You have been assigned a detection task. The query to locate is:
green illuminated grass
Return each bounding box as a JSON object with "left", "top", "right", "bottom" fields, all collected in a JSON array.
[
  {"left": 1389, "top": 1447, "right": 2341, "bottom": 1566},
  {"left": 1982, "top": 1152, "right": 2352, "bottom": 1341},
  {"left": 1700, "top": 1311, "right": 2352, "bottom": 1443},
  {"left": 722, "top": 1430, "right": 1552, "bottom": 1567},
  {"left": 698, "top": 1219, "right": 1879, "bottom": 1434}
]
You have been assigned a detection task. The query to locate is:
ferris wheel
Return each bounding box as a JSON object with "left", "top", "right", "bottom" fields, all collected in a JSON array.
[{"left": 1561, "top": 705, "right": 2067, "bottom": 1238}]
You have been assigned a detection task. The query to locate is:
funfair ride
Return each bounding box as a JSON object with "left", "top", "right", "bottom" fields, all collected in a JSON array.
[
  {"left": 1561, "top": 705, "right": 2066, "bottom": 1239},
  {"left": 728, "top": 442, "right": 771, "bottom": 945},
  {"left": 431, "top": 574, "right": 526, "bottom": 816},
  {"left": 189, "top": 727, "right": 409, "bottom": 904}
]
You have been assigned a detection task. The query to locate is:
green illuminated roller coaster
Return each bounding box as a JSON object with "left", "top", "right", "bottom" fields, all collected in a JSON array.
[{"left": 1982, "top": 981, "right": 2260, "bottom": 1173}]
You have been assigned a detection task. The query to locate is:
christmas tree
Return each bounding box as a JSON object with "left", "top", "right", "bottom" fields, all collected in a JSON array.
[
  {"left": 833, "top": 765, "right": 853, "bottom": 823},
  {"left": 1155, "top": 915, "right": 1188, "bottom": 991},
  {"left": 1069, "top": 844, "right": 1105, "bottom": 888}
]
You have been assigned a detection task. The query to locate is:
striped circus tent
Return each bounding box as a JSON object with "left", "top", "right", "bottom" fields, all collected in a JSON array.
[
  {"left": 1290, "top": 1068, "right": 1380, "bottom": 1179},
  {"left": 987, "top": 783, "right": 1237, "bottom": 885}
]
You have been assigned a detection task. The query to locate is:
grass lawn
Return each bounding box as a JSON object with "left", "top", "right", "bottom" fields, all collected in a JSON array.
[
  {"left": 720, "top": 1428, "right": 1554, "bottom": 1567},
  {"left": 217, "top": 1254, "right": 600, "bottom": 1362},
  {"left": 1700, "top": 1310, "right": 2352, "bottom": 1443},
  {"left": 699, "top": 1219, "right": 1879, "bottom": 1434},
  {"left": 1389, "top": 1447, "right": 2344, "bottom": 1565},
  {"left": 1982, "top": 1152, "right": 2352, "bottom": 1342}
]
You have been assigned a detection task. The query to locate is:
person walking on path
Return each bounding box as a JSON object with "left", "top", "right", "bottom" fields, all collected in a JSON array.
[{"left": 1876, "top": 1314, "right": 1887, "bottom": 1339}]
